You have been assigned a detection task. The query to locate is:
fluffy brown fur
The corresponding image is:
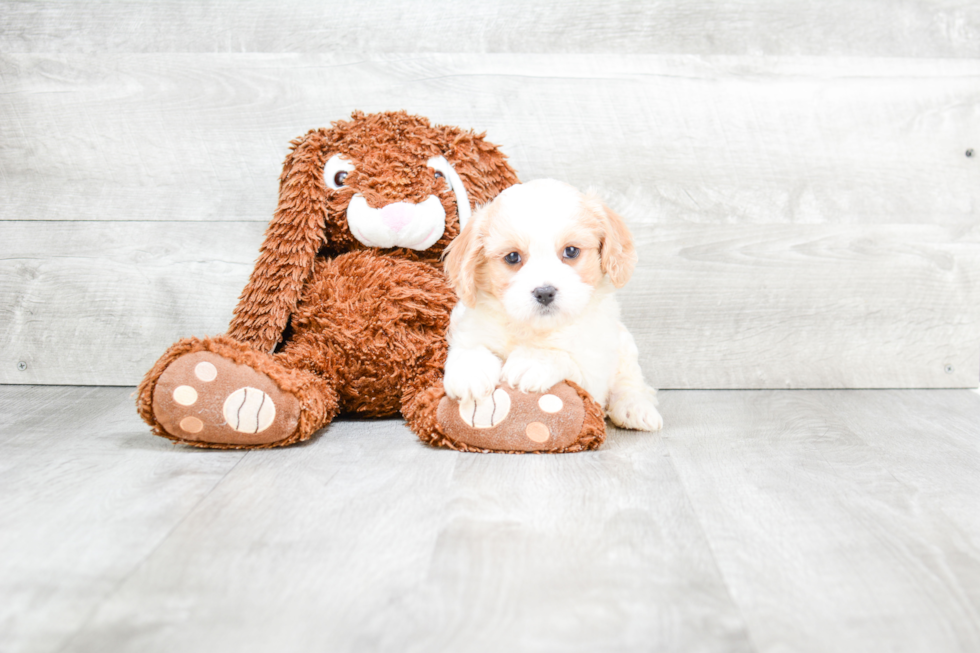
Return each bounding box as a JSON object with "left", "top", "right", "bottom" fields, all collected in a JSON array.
[{"left": 138, "top": 111, "right": 518, "bottom": 448}]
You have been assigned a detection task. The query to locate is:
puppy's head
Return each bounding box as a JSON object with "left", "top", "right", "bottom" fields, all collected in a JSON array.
[{"left": 444, "top": 179, "right": 636, "bottom": 328}]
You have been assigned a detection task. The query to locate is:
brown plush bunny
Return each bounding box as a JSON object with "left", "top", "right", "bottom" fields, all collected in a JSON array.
[{"left": 137, "top": 111, "right": 605, "bottom": 452}]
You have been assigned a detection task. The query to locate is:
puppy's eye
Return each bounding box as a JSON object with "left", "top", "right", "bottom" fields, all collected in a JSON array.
[
  {"left": 563, "top": 246, "right": 580, "bottom": 260},
  {"left": 504, "top": 252, "right": 522, "bottom": 265}
]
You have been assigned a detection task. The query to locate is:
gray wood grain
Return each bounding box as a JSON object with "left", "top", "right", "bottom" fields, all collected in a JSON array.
[
  {"left": 663, "top": 388, "right": 980, "bottom": 652},
  {"left": 2, "top": 220, "right": 977, "bottom": 388},
  {"left": 4, "top": 385, "right": 980, "bottom": 652},
  {"left": 2, "top": 0, "right": 979, "bottom": 58},
  {"left": 828, "top": 389, "right": 980, "bottom": 573},
  {"left": 2, "top": 54, "right": 978, "bottom": 226},
  {"left": 0, "top": 386, "right": 246, "bottom": 653},
  {"left": 0, "top": 220, "right": 260, "bottom": 385},
  {"left": 67, "top": 403, "right": 752, "bottom": 653},
  {"left": 625, "top": 223, "right": 980, "bottom": 389}
]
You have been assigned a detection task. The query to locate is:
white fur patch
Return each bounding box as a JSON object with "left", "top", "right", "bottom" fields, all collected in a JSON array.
[
  {"left": 443, "top": 344, "right": 503, "bottom": 403},
  {"left": 502, "top": 257, "right": 594, "bottom": 329}
]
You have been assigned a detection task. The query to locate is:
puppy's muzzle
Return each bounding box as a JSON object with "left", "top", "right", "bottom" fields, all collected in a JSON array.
[{"left": 532, "top": 285, "right": 557, "bottom": 306}]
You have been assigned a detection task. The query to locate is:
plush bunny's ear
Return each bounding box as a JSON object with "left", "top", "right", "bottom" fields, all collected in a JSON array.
[
  {"left": 227, "top": 130, "right": 330, "bottom": 353},
  {"left": 435, "top": 126, "right": 520, "bottom": 213}
]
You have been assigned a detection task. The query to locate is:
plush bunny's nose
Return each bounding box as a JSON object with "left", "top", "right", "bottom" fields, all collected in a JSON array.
[{"left": 379, "top": 203, "right": 414, "bottom": 233}]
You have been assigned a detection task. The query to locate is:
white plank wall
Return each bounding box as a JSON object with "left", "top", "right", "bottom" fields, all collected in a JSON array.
[
  {"left": 2, "top": 55, "right": 978, "bottom": 226},
  {"left": 2, "top": 220, "right": 977, "bottom": 388},
  {"left": 1, "top": 5, "right": 979, "bottom": 388},
  {"left": 2, "top": 1, "right": 979, "bottom": 58},
  {"left": 0, "top": 221, "right": 258, "bottom": 385}
]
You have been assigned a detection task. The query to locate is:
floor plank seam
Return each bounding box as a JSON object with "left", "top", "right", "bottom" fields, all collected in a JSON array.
[
  {"left": 836, "top": 405, "right": 980, "bottom": 636},
  {"left": 52, "top": 448, "right": 250, "bottom": 652},
  {"left": 417, "top": 448, "right": 461, "bottom": 580},
  {"left": 659, "top": 435, "right": 762, "bottom": 653}
]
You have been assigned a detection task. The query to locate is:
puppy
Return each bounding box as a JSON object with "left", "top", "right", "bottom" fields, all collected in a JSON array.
[{"left": 442, "top": 178, "right": 663, "bottom": 431}]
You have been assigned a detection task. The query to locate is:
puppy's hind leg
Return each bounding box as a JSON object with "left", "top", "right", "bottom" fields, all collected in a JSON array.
[{"left": 606, "top": 326, "right": 663, "bottom": 431}]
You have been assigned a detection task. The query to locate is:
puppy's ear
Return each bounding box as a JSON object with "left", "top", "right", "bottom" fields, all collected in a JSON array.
[
  {"left": 596, "top": 200, "right": 637, "bottom": 288},
  {"left": 443, "top": 205, "right": 486, "bottom": 308}
]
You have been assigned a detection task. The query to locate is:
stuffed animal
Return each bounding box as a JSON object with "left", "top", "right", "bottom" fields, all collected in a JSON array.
[{"left": 137, "top": 111, "right": 605, "bottom": 453}]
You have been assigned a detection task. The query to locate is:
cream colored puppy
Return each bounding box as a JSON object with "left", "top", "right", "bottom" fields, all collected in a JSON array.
[{"left": 442, "top": 179, "right": 663, "bottom": 431}]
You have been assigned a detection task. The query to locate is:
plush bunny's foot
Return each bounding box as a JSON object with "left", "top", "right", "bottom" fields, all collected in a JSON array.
[
  {"left": 429, "top": 381, "right": 605, "bottom": 453},
  {"left": 138, "top": 335, "right": 337, "bottom": 449},
  {"left": 152, "top": 351, "right": 302, "bottom": 447}
]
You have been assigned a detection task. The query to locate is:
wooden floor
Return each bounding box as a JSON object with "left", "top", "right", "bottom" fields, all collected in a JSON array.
[{"left": 2, "top": 386, "right": 980, "bottom": 653}]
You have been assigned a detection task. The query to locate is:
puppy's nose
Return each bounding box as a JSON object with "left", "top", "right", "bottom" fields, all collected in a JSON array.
[{"left": 532, "top": 285, "right": 557, "bottom": 306}]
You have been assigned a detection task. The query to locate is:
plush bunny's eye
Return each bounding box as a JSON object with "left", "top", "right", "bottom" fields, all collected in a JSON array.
[
  {"left": 431, "top": 168, "right": 452, "bottom": 190},
  {"left": 325, "top": 154, "right": 355, "bottom": 190},
  {"left": 427, "top": 155, "right": 471, "bottom": 228}
]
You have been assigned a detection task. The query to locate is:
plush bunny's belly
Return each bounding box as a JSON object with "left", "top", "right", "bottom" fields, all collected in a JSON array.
[{"left": 278, "top": 250, "right": 456, "bottom": 417}]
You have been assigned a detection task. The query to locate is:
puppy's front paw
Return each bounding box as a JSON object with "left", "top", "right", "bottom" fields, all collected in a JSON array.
[
  {"left": 607, "top": 393, "right": 663, "bottom": 431},
  {"left": 443, "top": 348, "right": 503, "bottom": 403},
  {"left": 501, "top": 351, "right": 568, "bottom": 394}
]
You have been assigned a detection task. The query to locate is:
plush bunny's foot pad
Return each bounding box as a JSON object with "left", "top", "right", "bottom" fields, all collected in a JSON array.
[
  {"left": 435, "top": 381, "right": 606, "bottom": 453},
  {"left": 152, "top": 351, "right": 302, "bottom": 448}
]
